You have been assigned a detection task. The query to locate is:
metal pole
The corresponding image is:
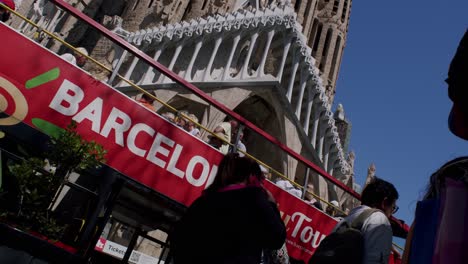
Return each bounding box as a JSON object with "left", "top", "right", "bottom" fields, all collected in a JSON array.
[
  {"left": 82, "top": 175, "right": 123, "bottom": 258},
  {"left": 231, "top": 124, "right": 244, "bottom": 154},
  {"left": 157, "top": 238, "right": 168, "bottom": 264},
  {"left": 108, "top": 50, "right": 128, "bottom": 85},
  {"left": 122, "top": 228, "right": 141, "bottom": 263},
  {"left": 301, "top": 167, "right": 310, "bottom": 199}
]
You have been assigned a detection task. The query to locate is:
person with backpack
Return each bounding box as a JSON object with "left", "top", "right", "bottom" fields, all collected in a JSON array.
[{"left": 309, "top": 177, "right": 399, "bottom": 264}]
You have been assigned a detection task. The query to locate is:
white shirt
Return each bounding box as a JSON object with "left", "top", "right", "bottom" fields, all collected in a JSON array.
[
  {"left": 216, "top": 122, "right": 231, "bottom": 154},
  {"left": 237, "top": 141, "right": 246, "bottom": 157},
  {"left": 333, "top": 205, "right": 392, "bottom": 264},
  {"left": 60, "top": 53, "right": 76, "bottom": 65},
  {"left": 189, "top": 128, "right": 200, "bottom": 137},
  {"left": 276, "top": 180, "right": 302, "bottom": 198}
]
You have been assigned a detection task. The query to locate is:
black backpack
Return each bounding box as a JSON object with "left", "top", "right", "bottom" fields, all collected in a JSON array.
[{"left": 308, "top": 209, "right": 379, "bottom": 264}]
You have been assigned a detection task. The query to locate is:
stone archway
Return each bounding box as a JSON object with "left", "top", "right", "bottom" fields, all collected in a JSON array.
[
  {"left": 232, "top": 95, "right": 285, "bottom": 175},
  {"left": 157, "top": 94, "right": 207, "bottom": 123}
]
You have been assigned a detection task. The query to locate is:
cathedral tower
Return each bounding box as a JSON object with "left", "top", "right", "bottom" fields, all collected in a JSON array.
[{"left": 296, "top": 0, "right": 352, "bottom": 105}]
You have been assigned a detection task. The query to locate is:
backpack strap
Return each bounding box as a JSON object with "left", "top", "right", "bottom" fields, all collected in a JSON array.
[{"left": 350, "top": 208, "right": 381, "bottom": 230}]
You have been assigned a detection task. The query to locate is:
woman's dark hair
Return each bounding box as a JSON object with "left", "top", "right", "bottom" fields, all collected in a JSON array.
[
  {"left": 361, "top": 177, "right": 399, "bottom": 207},
  {"left": 424, "top": 156, "right": 468, "bottom": 200},
  {"left": 1, "top": 10, "right": 10, "bottom": 22},
  {"left": 204, "top": 153, "right": 262, "bottom": 194}
]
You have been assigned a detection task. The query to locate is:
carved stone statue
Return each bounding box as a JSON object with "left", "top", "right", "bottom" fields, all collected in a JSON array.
[
  {"left": 365, "top": 163, "right": 376, "bottom": 186},
  {"left": 347, "top": 151, "right": 355, "bottom": 170},
  {"left": 334, "top": 103, "right": 345, "bottom": 121},
  {"left": 154, "top": 0, "right": 175, "bottom": 24},
  {"left": 208, "top": 0, "right": 228, "bottom": 15}
]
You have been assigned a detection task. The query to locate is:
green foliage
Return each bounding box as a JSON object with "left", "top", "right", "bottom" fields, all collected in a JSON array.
[
  {"left": 8, "top": 157, "right": 64, "bottom": 238},
  {"left": 4, "top": 121, "right": 107, "bottom": 240},
  {"left": 48, "top": 121, "right": 107, "bottom": 175}
]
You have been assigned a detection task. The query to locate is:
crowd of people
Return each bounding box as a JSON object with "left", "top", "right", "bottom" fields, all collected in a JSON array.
[{"left": 159, "top": 109, "right": 204, "bottom": 138}]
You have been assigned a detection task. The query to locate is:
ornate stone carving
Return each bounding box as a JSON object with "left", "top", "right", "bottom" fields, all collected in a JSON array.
[
  {"left": 347, "top": 151, "right": 355, "bottom": 170},
  {"left": 119, "top": 2, "right": 351, "bottom": 173}
]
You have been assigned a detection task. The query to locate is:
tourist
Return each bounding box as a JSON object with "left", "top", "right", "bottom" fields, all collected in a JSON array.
[
  {"left": 0, "top": 0, "right": 14, "bottom": 22},
  {"left": 136, "top": 93, "right": 156, "bottom": 111},
  {"left": 176, "top": 110, "right": 189, "bottom": 128},
  {"left": 207, "top": 132, "right": 225, "bottom": 151},
  {"left": 171, "top": 153, "right": 286, "bottom": 264},
  {"left": 402, "top": 157, "right": 468, "bottom": 264},
  {"left": 337, "top": 177, "right": 398, "bottom": 263},
  {"left": 184, "top": 114, "right": 201, "bottom": 137},
  {"left": 260, "top": 165, "right": 271, "bottom": 180},
  {"left": 161, "top": 112, "right": 176, "bottom": 123},
  {"left": 276, "top": 178, "right": 302, "bottom": 198},
  {"left": 88, "top": 60, "right": 112, "bottom": 82},
  {"left": 213, "top": 118, "right": 238, "bottom": 154},
  {"left": 325, "top": 200, "right": 341, "bottom": 218},
  {"left": 304, "top": 185, "right": 323, "bottom": 211},
  {"left": 60, "top": 47, "right": 88, "bottom": 68},
  {"left": 305, "top": 194, "right": 323, "bottom": 211},
  {"left": 234, "top": 129, "right": 247, "bottom": 157}
]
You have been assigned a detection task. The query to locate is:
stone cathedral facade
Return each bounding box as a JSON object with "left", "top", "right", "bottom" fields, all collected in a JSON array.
[{"left": 11, "top": 0, "right": 356, "bottom": 207}]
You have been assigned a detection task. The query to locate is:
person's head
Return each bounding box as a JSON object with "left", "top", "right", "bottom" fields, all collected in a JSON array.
[
  {"left": 424, "top": 157, "right": 468, "bottom": 200},
  {"left": 229, "top": 119, "right": 238, "bottom": 130},
  {"left": 325, "top": 205, "right": 335, "bottom": 216},
  {"left": 140, "top": 93, "right": 155, "bottom": 104},
  {"left": 304, "top": 192, "right": 314, "bottom": 202},
  {"left": 326, "top": 200, "right": 339, "bottom": 216},
  {"left": 232, "top": 129, "right": 244, "bottom": 143},
  {"left": 361, "top": 177, "right": 399, "bottom": 218},
  {"left": 185, "top": 114, "right": 199, "bottom": 131},
  {"left": 0, "top": 0, "right": 14, "bottom": 22},
  {"left": 74, "top": 47, "right": 88, "bottom": 67},
  {"left": 237, "top": 130, "right": 244, "bottom": 140},
  {"left": 259, "top": 165, "right": 271, "bottom": 180},
  {"left": 176, "top": 110, "right": 189, "bottom": 127},
  {"left": 0, "top": 7, "right": 9, "bottom": 22},
  {"left": 205, "top": 154, "right": 262, "bottom": 194},
  {"left": 207, "top": 132, "right": 225, "bottom": 148},
  {"left": 162, "top": 112, "right": 175, "bottom": 123}
]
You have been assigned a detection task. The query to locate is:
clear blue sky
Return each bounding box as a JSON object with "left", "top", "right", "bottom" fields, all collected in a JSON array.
[{"left": 334, "top": 0, "right": 468, "bottom": 226}]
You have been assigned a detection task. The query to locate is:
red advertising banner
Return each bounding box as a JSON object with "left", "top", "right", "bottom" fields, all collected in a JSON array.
[
  {"left": 0, "top": 23, "right": 224, "bottom": 206},
  {"left": 0, "top": 23, "right": 338, "bottom": 262},
  {"left": 265, "top": 181, "right": 338, "bottom": 261}
]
